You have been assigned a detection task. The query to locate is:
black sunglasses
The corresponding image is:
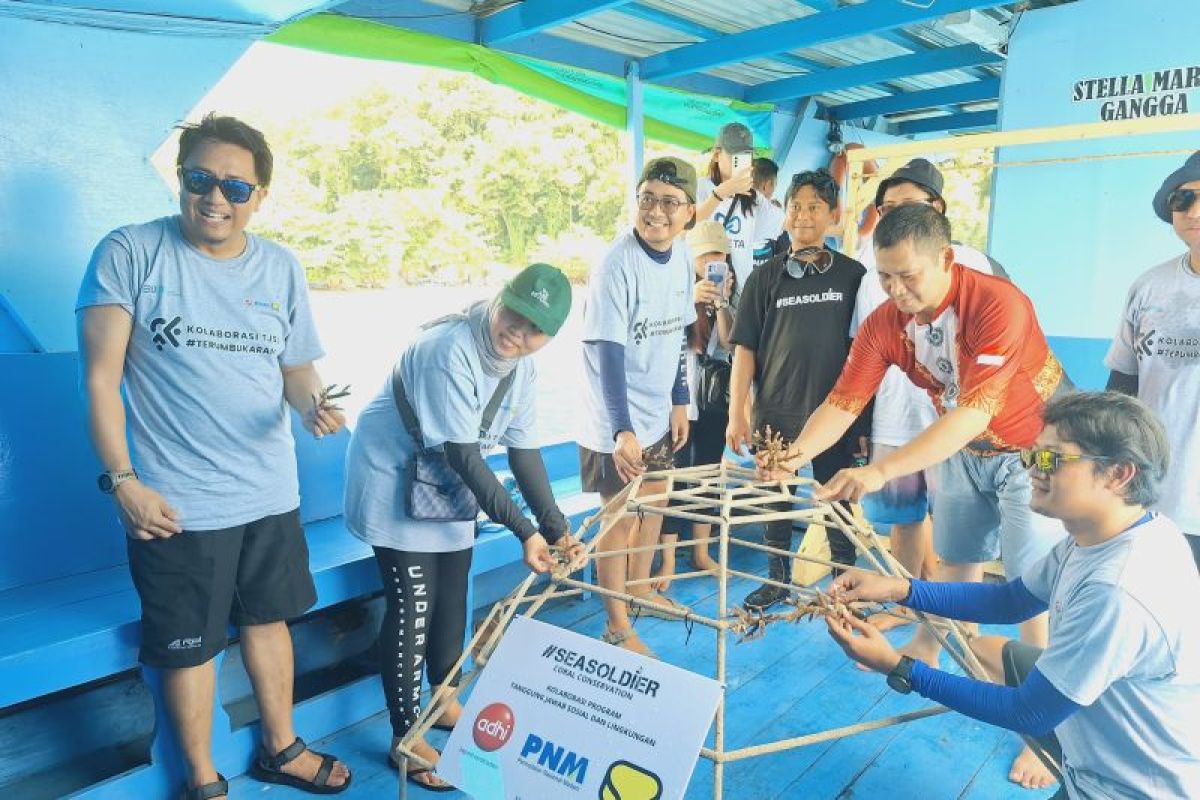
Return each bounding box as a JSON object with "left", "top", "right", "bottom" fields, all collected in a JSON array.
[
  {"left": 1019, "top": 448, "right": 1116, "bottom": 475},
  {"left": 1168, "top": 187, "right": 1198, "bottom": 214},
  {"left": 178, "top": 167, "right": 260, "bottom": 204}
]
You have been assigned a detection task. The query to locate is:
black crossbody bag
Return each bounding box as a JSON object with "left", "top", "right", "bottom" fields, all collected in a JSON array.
[{"left": 391, "top": 363, "right": 515, "bottom": 522}]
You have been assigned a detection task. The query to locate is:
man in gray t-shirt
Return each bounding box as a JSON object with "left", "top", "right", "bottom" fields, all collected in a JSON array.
[
  {"left": 76, "top": 115, "right": 349, "bottom": 797},
  {"left": 1107, "top": 150, "right": 1200, "bottom": 570},
  {"left": 827, "top": 391, "right": 1200, "bottom": 799}
]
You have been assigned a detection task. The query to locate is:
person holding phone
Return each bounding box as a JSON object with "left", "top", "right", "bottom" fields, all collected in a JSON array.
[
  {"left": 695, "top": 123, "right": 784, "bottom": 295},
  {"left": 655, "top": 220, "right": 737, "bottom": 589}
]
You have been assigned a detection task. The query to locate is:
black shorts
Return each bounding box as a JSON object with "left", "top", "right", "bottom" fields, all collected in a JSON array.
[
  {"left": 126, "top": 508, "right": 317, "bottom": 668},
  {"left": 579, "top": 430, "right": 674, "bottom": 498}
]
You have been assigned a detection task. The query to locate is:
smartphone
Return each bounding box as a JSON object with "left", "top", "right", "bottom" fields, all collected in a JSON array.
[
  {"left": 731, "top": 150, "right": 753, "bottom": 174},
  {"left": 706, "top": 260, "right": 728, "bottom": 286}
]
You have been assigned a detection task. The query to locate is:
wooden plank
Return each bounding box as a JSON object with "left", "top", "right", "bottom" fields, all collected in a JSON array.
[{"left": 845, "top": 111, "right": 1200, "bottom": 162}]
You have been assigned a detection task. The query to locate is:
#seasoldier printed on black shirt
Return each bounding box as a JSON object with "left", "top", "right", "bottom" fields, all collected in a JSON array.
[{"left": 731, "top": 248, "right": 867, "bottom": 427}]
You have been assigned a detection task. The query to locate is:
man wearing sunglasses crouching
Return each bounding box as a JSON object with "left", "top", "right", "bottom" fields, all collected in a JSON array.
[
  {"left": 76, "top": 114, "right": 350, "bottom": 798},
  {"left": 824, "top": 391, "right": 1200, "bottom": 799},
  {"left": 1106, "top": 151, "right": 1200, "bottom": 573}
]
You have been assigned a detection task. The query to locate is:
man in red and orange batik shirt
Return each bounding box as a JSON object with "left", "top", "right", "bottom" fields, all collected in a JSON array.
[{"left": 764, "top": 203, "right": 1070, "bottom": 790}]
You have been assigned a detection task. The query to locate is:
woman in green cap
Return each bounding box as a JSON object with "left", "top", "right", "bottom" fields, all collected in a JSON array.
[{"left": 344, "top": 263, "right": 579, "bottom": 791}]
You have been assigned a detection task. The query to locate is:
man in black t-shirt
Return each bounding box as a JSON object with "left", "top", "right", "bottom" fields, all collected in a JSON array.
[{"left": 728, "top": 169, "right": 869, "bottom": 609}]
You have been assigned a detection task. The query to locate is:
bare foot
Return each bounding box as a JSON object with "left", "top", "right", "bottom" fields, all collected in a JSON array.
[
  {"left": 392, "top": 737, "right": 454, "bottom": 790},
  {"left": 690, "top": 554, "right": 720, "bottom": 572},
  {"left": 277, "top": 742, "right": 350, "bottom": 790},
  {"left": 1009, "top": 744, "right": 1058, "bottom": 790},
  {"left": 652, "top": 554, "right": 677, "bottom": 592},
  {"left": 867, "top": 606, "right": 916, "bottom": 633}
]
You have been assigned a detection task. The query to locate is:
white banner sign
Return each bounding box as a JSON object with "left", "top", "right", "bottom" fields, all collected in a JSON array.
[{"left": 437, "top": 616, "right": 722, "bottom": 800}]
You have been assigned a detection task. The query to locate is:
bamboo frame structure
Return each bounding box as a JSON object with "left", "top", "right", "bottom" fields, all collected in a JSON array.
[{"left": 395, "top": 464, "right": 1058, "bottom": 799}]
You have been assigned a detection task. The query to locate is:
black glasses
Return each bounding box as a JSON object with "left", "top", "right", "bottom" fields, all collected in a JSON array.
[
  {"left": 178, "top": 167, "right": 260, "bottom": 204},
  {"left": 637, "top": 193, "right": 688, "bottom": 214},
  {"left": 1019, "top": 448, "right": 1116, "bottom": 475},
  {"left": 1168, "top": 187, "right": 1198, "bottom": 214}
]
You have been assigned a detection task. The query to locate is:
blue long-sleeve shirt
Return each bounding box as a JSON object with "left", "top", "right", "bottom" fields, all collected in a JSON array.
[
  {"left": 589, "top": 340, "right": 688, "bottom": 439},
  {"left": 900, "top": 578, "right": 1081, "bottom": 736}
]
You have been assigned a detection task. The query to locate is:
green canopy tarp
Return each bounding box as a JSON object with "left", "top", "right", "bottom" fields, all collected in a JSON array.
[{"left": 267, "top": 13, "right": 775, "bottom": 151}]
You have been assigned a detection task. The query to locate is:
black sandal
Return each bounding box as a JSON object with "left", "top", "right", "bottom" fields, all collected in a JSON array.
[
  {"left": 178, "top": 775, "right": 228, "bottom": 800},
  {"left": 248, "top": 736, "right": 351, "bottom": 795},
  {"left": 389, "top": 748, "right": 457, "bottom": 793}
]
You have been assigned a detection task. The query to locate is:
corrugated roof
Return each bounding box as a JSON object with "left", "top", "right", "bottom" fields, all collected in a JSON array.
[{"left": 335, "top": 0, "right": 1077, "bottom": 134}]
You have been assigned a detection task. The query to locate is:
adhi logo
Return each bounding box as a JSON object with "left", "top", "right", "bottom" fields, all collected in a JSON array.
[{"left": 473, "top": 702, "right": 515, "bottom": 751}]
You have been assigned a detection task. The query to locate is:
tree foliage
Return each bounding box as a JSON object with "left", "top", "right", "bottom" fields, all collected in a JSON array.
[{"left": 254, "top": 75, "right": 626, "bottom": 287}]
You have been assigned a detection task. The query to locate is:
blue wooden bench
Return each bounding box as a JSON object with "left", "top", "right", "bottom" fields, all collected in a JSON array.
[{"left": 0, "top": 352, "right": 600, "bottom": 797}]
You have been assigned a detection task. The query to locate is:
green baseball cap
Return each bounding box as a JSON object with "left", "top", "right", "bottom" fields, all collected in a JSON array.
[
  {"left": 500, "top": 263, "right": 572, "bottom": 336},
  {"left": 639, "top": 156, "right": 697, "bottom": 202}
]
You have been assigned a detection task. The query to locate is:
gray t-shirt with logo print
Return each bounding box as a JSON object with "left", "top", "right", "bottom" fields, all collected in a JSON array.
[
  {"left": 1105, "top": 254, "right": 1200, "bottom": 534},
  {"left": 1021, "top": 513, "right": 1200, "bottom": 798},
  {"left": 76, "top": 216, "right": 324, "bottom": 530},
  {"left": 578, "top": 229, "right": 697, "bottom": 453}
]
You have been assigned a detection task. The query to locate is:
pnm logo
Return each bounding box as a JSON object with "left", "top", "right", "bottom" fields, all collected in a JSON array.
[
  {"left": 472, "top": 703, "right": 515, "bottom": 752},
  {"left": 519, "top": 733, "right": 589, "bottom": 784},
  {"left": 1136, "top": 329, "right": 1155, "bottom": 358},
  {"left": 150, "top": 316, "right": 183, "bottom": 351}
]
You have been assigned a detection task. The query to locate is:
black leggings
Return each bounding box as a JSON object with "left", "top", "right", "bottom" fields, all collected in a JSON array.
[{"left": 373, "top": 546, "right": 473, "bottom": 738}]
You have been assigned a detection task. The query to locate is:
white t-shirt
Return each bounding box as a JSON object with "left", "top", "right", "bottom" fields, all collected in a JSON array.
[
  {"left": 1021, "top": 513, "right": 1200, "bottom": 799},
  {"left": 579, "top": 230, "right": 696, "bottom": 453},
  {"left": 343, "top": 319, "right": 538, "bottom": 553},
  {"left": 1104, "top": 254, "right": 1200, "bottom": 534},
  {"left": 851, "top": 237, "right": 997, "bottom": 446},
  {"left": 697, "top": 178, "right": 784, "bottom": 295}
]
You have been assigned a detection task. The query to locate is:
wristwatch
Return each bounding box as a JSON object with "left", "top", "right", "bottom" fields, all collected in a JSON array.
[
  {"left": 98, "top": 469, "right": 138, "bottom": 494},
  {"left": 886, "top": 655, "right": 916, "bottom": 694}
]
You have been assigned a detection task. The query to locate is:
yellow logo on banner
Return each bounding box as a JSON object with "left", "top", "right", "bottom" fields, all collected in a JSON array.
[{"left": 599, "top": 760, "right": 663, "bottom": 800}]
